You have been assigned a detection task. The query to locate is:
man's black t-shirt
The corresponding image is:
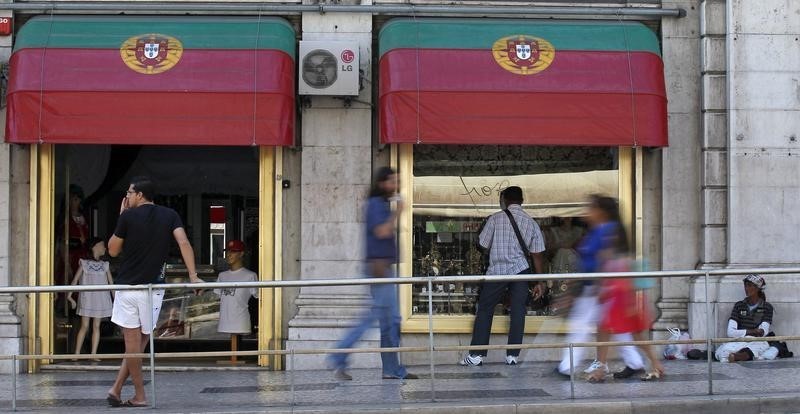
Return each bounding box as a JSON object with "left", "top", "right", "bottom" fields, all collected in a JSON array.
[{"left": 114, "top": 204, "right": 183, "bottom": 285}]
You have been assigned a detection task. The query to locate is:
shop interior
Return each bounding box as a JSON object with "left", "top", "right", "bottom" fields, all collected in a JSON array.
[
  {"left": 51, "top": 145, "right": 261, "bottom": 364},
  {"left": 410, "top": 145, "right": 619, "bottom": 317}
]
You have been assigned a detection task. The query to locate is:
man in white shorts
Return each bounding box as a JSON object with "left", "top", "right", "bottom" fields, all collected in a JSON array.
[
  {"left": 106, "top": 176, "right": 201, "bottom": 408},
  {"left": 111, "top": 289, "right": 165, "bottom": 337}
]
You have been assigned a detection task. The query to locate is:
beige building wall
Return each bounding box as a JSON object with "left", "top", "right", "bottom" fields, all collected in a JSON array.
[{"left": 1, "top": 0, "right": 798, "bottom": 372}]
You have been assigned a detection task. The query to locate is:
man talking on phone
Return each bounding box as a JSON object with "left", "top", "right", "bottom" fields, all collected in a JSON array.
[{"left": 105, "top": 176, "right": 201, "bottom": 408}]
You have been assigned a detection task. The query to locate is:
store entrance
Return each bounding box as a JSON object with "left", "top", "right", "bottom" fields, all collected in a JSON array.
[{"left": 50, "top": 145, "right": 263, "bottom": 366}]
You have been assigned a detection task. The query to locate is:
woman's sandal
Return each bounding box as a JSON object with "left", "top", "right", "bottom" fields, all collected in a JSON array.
[
  {"left": 120, "top": 399, "right": 148, "bottom": 408},
  {"left": 641, "top": 369, "right": 665, "bottom": 381},
  {"left": 586, "top": 370, "right": 606, "bottom": 383},
  {"left": 106, "top": 393, "right": 122, "bottom": 407}
]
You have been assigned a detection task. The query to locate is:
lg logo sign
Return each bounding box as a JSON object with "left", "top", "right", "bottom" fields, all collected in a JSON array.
[
  {"left": 341, "top": 49, "right": 355, "bottom": 63},
  {"left": 340, "top": 49, "right": 355, "bottom": 72}
]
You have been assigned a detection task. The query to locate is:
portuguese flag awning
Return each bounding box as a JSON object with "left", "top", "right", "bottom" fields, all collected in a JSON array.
[
  {"left": 379, "top": 19, "right": 667, "bottom": 146},
  {"left": 5, "top": 16, "right": 296, "bottom": 146}
]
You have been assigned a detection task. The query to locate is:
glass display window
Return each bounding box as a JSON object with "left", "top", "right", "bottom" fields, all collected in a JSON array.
[{"left": 397, "top": 144, "right": 625, "bottom": 329}]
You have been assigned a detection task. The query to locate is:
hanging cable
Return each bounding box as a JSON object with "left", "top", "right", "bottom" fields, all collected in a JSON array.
[
  {"left": 37, "top": 10, "right": 56, "bottom": 144},
  {"left": 619, "top": 12, "right": 639, "bottom": 148},
  {"left": 413, "top": 12, "right": 421, "bottom": 144},
  {"left": 251, "top": 11, "right": 264, "bottom": 147}
]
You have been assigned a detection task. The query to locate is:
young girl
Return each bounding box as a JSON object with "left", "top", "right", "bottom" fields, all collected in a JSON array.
[
  {"left": 67, "top": 237, "right": 114, "bottom": 360},
  {"left": 584, "top": 196, "right": 665, "bottom": 382}
]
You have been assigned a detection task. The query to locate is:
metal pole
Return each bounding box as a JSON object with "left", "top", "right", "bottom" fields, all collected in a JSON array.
[
  {"left": 11, "top": 355, "right": 17, "bottom": 411},
  {"left": 290, "top": 350, "right": 296, "bottom": 407},
  {"left": 0, "top": 2, "right": 686, "bottom": 18},
  {"left": 147, "top": 285, "right": 157, "bottom": 408},
  {"left": 569, "top": 344, "right": 575, "bottom": 399},
  {"left": 427, "top": 278, "right": 436, "bottom": 402},
  {"left": 705, "top": 271, "right": 713, "bottom": 395}
]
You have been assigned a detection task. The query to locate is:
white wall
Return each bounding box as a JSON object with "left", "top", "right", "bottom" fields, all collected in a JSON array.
[{"left": 728, "top": 0, "right": 800, "bottom": 266}]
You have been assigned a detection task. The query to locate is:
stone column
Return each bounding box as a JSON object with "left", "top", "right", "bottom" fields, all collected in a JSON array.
[
  {"left": 0, "top": 140, "right": 22, "bottom": 374},
  {"left": 0, "top": 9, "right": 23, "bottom": 374},
  {"left": 286, "top": 11, "right": 377, "bottom": 370},
  {"left": 699, "top": 0, "right": 729, "bottom": 270},
  {"left": 654, "top": 0, "right": 704, "bottom": 332},
  {"left": 687, "top": 0, "right": 729, "bottom": 339}
]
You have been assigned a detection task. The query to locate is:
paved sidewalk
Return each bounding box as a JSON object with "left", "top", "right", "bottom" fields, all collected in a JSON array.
[{"left": 1, "top": 358, "right": 799, "bottom": 413}]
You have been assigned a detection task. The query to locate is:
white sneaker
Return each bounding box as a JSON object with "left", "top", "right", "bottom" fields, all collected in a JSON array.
[
  {"left": 583, "top": 360, "right": 609, "bottom": 374},
  {"left": 505, "top": 355, "right": 518, "bottom": 365},
  {"left": 459, "top": 354, "right": 483, "bottom": 366}
]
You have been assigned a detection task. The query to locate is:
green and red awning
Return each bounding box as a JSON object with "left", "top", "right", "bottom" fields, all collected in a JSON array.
[
  {"left": 379, "top": 19, "right": 667, "bottom": 146},
  {"left": 6, "top": 16, "right": 296, "bottom": 146}
]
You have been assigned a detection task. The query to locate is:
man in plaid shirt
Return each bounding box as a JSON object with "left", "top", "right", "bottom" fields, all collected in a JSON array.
[{"left": 460, "top": 186, "right": 545, "bottom": 366}]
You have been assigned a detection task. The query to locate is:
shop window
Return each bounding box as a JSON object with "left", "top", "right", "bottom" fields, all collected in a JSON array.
[
  {"left": 52, "top": 145, "right": 260, "bottom": 355},
  {"left": 410, "top": 145, "right": 618, "bottom": 317}
]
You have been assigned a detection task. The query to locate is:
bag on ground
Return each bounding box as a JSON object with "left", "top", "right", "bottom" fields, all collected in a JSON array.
[{"left": 663, "top": 327, "right": 689, "bottom": 360}]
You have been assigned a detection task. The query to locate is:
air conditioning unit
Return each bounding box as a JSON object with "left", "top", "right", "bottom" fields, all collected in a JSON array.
[{"left": 298, "top": 41, "right": 360, "bottom": 96}]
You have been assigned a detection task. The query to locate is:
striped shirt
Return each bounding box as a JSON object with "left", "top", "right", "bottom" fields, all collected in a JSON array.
[
  {"left": 728, "top": 299, "right": 773, "bottom": 337},
  {"left": 478, "top": 204, "right": 545, "bottom": 276}
]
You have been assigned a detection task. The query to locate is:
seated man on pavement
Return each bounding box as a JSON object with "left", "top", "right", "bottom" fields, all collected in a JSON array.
[{"left": 715, "top": 274, "right": 776, "bottom": 362}]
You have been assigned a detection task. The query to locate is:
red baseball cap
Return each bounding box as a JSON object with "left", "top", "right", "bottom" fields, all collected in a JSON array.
[{"left": 226, "top": 240, "right": 246, "bottom": 252}]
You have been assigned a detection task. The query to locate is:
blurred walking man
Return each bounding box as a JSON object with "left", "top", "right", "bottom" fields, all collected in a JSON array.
[{"left": 328, "top": 167, "right": 417, "bottom": 380}]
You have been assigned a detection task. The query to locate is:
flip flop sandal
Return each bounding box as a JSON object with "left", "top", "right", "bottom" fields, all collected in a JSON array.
[
  {"left": 106, "top": 394, "right": 122, "bottom": 407},
  {"left": 120, "top": 400, "right": 148, "bottom": 408},
  {"left": 641, "top": 370, "right": 664, "bottom": 381}
]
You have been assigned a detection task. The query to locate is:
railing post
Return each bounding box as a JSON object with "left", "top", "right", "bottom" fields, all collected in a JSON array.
[
  {"left": 427, "top": 277, "right": 436, "bottom": 402},
  {"left": 11, "top": 355, "right": 17, "bottom": 411},
  {"left": 705, "top": 271, "right": 713, "bottom": 395},
  {"left": 290, "top": 350, "right": 296, "bottom": 406},
  {"left": 147, "top": 284, "right": 157, "bottom": 408},
  {"left": 569, "top": 343, "right": 575, "bottom": 399}
]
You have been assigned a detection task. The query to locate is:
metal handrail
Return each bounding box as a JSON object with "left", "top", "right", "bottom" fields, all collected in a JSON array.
[
  {"left": 4, "top": 336, "right": 797, "bottom": 362},
  {"left": 2, "top": 267, "right": 798, "bottom": 294},
  {"left": 3, "top": 267, "right": 799, "bottom": 411}
]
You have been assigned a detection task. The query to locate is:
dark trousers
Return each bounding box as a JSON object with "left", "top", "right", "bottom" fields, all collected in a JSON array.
[{"left": 469, "top": 273, "right": 530, "bottom": 357}]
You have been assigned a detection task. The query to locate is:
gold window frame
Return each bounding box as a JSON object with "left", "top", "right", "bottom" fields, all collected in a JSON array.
[
  {"left": 392, "top": 144, "right": 639, "bottom": 334},
  {"left": 27, "top": 145, "right": 282, "bottom": 371}
]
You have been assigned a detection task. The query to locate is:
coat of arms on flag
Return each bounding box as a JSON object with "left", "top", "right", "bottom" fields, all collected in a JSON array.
[
  {"left": 120, "top": 34, "right": 183, "bottom": 75},
  {"left": 492, "top": 35, "right": 555, "bottom": 75}
]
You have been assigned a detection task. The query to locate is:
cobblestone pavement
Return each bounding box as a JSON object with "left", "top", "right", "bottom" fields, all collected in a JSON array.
[{"left": 1, "top": 358, "right": 799, "bottom": 413}]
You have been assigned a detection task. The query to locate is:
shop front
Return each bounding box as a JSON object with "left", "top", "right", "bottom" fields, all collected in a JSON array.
[
  {"left": 378, "top": 18, "right": 668, "bottom": 349},
  {"left": 5, "top": 15, "right": 295, "bottom": 370}
]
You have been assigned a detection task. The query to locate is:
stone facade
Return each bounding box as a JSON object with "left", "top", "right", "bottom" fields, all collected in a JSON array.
[
  {"left": 688, "top": 0, "right": 800, "bottom": 341},
  {"left": 0, "top": 0, "right": 798, "bottom": 372}
]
